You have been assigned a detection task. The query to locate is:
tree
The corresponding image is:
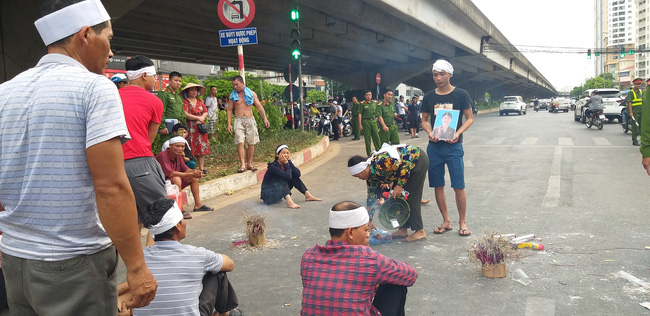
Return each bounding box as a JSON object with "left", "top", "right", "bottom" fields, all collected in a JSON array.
[
  {"left": 570, "top": 85, "right": 584, "bottom": 98},
  {"left": 306, "top": 90, "right": 326, "bottom": 103},
  {"left": 323, "top": 77, "right": 352, "bottom": 97}
]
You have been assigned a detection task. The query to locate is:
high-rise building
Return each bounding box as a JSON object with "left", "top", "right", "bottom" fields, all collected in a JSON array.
[
  {"left": 595, "top": 0, "right": 608, "bottom": 77},
  {"left": 636, "top": 0, "right": 649, "bottom": 79},
  {"left": 596, "top": 0, "right": 638, "bottom": 87}
]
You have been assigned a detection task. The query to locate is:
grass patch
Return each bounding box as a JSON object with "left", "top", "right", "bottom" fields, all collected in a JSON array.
[{"left": 201, "top": 129, "right": 324, "bottom": 182}]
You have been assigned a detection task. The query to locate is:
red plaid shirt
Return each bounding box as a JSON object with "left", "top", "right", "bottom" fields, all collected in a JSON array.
[{"left": 300, "top": 240, "right": 418, "bottom": 315}]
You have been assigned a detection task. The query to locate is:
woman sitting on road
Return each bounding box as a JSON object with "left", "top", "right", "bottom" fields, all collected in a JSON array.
[{"left": 260, "top": 144, "right": 322, "bottom": 208}]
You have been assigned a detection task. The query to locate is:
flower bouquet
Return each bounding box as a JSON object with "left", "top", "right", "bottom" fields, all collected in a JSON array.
[{"left": 469, "top": 233, "right": 514, "bottom": 278}]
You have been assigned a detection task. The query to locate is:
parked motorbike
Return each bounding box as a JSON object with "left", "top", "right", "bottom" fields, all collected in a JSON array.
[
  {"left": 585, "top": 109, "right": 604, "bottom": 130},
  {"left": 317, "top": 112, "right": 332, "bottom": 136},
  {"left": 341, "top": 115, "right": 352, "bottom": 137}
]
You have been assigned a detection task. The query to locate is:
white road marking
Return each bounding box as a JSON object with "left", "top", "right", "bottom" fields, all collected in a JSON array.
[
  {"left": 521, "top": 137, "right": 539, "bottom": 145},
  {"left": 542, "top": 146, "right": 562, "bottom": 207},
  {"left": 592, "top": 137, "right": 612, "bottom": 146},
  {"left": 558, "top": 138, "right": 573, "bottom": 146},
  {"left": 486, "top": 137, "right": 505, "bottom": 145},
  {"left": 525, "top": 297, "right": 556, "bottom": 316}
]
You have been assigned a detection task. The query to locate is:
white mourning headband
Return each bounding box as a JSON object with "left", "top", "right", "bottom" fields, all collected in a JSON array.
[
  {"left": 169, "top": 136, "right": 186, "bottom": 145},
  {"left": 329, "top": 206, "right": 369, "bottom": 229},
  {"left": 148, "top": 201, "right": 183, "bottom": 236},
  {"left": 276, "top": 144, "right": 289, "bottom": 154},
  {"left": 34, "top": 0, "right": 111, "bottom": 46},
  {"left": 432, "top": 60, "right": 454, "bottom": 75},
  {"left": 126, "top": 66, "right": 156, "bottom": 81},
  {"left": 348, "top": 157, "right": 371, "bottom": 176}
]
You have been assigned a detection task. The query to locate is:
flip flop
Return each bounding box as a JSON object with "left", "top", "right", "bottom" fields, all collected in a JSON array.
[
  {"left": 433, "top": 226, "right": 452, "bottom": 234},
  {"left": 182, "top": 210, "right": 192, "bottom": 219},
  {"left": 247, "top": 166, "right": 258, "bottom": 172},
  {"left": 459, "top": 228, "right": 472, "bottom": 237},
  {"left": 237, "top": 168, "right": 246, "bottom": 173}
]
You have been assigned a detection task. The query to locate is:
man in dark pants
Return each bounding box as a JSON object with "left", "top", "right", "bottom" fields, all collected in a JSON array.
[
  {"left": 329, "top": 99, "right": 340, "bottom": 140},
  {"left": 627, "top": 78, "right": 643, "bottom": 146},
  {"left": 300, "top": 201, "right": 418, "bottom": 315}
]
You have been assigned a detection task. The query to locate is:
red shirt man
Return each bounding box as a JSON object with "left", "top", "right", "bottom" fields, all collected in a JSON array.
[{"left": 119, "top": 56, "right": 167, "bottom": 225}]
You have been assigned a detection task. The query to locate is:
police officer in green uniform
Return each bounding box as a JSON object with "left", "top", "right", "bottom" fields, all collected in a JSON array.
[
  {"left": 157, "top": 71, "right": 186, "bottom": 143},
  {"left": 358, "top": 90, "right": 381, "bottom": 156},
  {"left": 350, "top": 96, "right": 361, "bottom": 140},
  {"left": 627, "top": 78, "right": 644, "bottom": 146},
  {"left": 377, "top": 89, "right": 400, "bottom": 145}
]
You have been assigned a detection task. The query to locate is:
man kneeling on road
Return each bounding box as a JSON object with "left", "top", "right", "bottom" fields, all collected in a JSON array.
[
  {"left": 155, "top": 136, "right": 213, "bottom": 219},
  {"left": 300, "top": 201, "right": 418, "bottom": 315},
  {"left": 119, "top": 198, "right": 239, "bottom": 316}
]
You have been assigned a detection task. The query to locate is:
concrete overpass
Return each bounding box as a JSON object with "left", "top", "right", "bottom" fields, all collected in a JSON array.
[{"left": 1, "top": 0, "right": 556, "bottom": 98}]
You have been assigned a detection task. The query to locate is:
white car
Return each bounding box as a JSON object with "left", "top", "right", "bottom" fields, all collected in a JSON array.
[
  {"left": 573, "top": 89, "right": 623, "bottom": 123},
  {"left": 499, "top": 96, "right": 527, "bottom": 116}
]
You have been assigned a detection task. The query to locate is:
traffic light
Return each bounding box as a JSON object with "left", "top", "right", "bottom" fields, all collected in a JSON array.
[
  {"left": 628, "top": 49, "right": 635, "bottom": 55},
  {"left": 291, "top": 29, "right": 301, "bottom": 60},
  {"left": 587, "top": 49, "right": 591, "bottom": 59},
  {"left": 620, "top": 50, "right": 625, "bottom": 58},
  {"left": 290, "top": 9, "right": 300, "bottom": 21},
  {"left": 290, "top": 8, "right": 301, "bottom": 60}
]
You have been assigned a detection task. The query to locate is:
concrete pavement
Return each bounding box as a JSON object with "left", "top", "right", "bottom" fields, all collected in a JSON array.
[{"left": 119, "top": 110, "right": 650, "bottom": 315}]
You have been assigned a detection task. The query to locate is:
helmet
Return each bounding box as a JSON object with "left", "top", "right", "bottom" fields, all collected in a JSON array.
[
  {"left": 110, "top": 74, "right": 128, "bottom": 84},
  {"left": 333, "top": 101, "right": 338, "bottom": 105}
]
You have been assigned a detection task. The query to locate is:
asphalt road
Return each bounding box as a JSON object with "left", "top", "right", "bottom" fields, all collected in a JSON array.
[{"left": 120, "top": 107, "right": 650, "bottom": 315}]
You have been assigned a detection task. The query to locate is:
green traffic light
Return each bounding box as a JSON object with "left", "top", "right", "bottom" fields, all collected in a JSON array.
[
  {"left": 620, "top": 52, "right": 625, "bottom": 58},
  {"left": 290, "top": 9, "right": 300, "bottom": 21},
  {"left": 291, "top": 49, "right": 301, "bottom": 60},
  {"left": 628, "top": 50, "right": 635, "bottom": 55}
]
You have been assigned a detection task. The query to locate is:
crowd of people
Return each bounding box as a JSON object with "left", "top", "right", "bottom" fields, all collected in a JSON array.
[{"left": 10, "top": 1, "right": 650, "bottom": 315}]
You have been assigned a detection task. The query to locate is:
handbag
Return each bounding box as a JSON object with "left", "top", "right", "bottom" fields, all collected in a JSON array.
[{"left": 197, "top": 123, "right": 208, "bottom": 134}]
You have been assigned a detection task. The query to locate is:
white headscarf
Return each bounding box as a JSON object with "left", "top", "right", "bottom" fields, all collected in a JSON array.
[
  {"left": 148, "top": 201, "right": 183, "bottom": 236},
  {"left": 432, "top": 60, "right": 454, "bottom": 75},
  {"left": 329, "top": 206, "right": 369, "bottom": 229}
]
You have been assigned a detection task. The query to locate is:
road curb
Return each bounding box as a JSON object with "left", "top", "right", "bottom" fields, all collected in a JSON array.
[
  {"left": 477, "top": 107, "right": 499, "bottom": 114},
  {"left": 184, "top": 136, "right": 331, "bottom": 205}
]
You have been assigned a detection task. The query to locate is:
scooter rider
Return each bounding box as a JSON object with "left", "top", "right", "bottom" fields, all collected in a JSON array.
[
  {"left": 585, "top": 90, "right": 604, "bottom": 121},
  {"left": 533, "top": 99, "right": 540, "bottom": 111}
]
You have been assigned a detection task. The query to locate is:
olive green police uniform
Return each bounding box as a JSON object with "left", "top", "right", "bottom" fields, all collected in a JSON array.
[
  {"left": 377, "top": 100, "right": 400, "bottom": 145},
  {"left": 157, "top": 86, "right": 186, "bottom": 143},
  {"left": 628, "top": 89, "right": 643, "bottom": 145},
  {"left": 359, "top": 100, "right": 381, "bottom": 156},
  {"left": 351, "top": 101, "right": 361, "bottom": 140}
]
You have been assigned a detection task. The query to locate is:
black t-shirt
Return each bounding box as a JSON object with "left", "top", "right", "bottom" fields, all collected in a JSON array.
[{"left": 421, "top": 87, "right": 472, "bottom": 144}]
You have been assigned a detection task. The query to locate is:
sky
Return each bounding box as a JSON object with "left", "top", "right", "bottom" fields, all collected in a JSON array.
[{"left": 471, "top": 0, "right": 595, "bottom": 92}]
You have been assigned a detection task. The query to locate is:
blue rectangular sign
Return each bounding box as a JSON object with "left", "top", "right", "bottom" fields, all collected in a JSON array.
[{"left": 219, "top": 27, "right": 258, "bottom": 47}]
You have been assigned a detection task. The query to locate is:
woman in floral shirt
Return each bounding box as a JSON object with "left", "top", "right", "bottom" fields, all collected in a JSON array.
[{"left": 348, "top": 145, "right": 428, "bottom": 242}]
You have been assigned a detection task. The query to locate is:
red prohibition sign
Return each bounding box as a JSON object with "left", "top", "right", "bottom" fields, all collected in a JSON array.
[{"left": 218, "top": 0, "right": 256, "bottom": 29}]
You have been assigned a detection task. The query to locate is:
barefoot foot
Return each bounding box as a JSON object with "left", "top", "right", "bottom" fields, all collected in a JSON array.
[
  {"left": 391, "top": 228, "right": 409, "bottom": 238},
  {"left": 304, "top": 192, "right": 322, "bottom": 201},
  {"left": 421, "top": 199, "right": 430, "bottom": 205},
  {"left": 287, "top": 202, "right": 301, "bottom": 209},
  {"left": 405, "top": 230, "right": 426, "bottom": 242}
]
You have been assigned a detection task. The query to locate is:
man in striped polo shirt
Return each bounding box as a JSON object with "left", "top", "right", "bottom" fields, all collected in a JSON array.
[
  {"left": 0, "top": 0, "right": 156, "bottom": 314},
  {"left": 122, "top": 198, "right": 239, "bottom": 316}
]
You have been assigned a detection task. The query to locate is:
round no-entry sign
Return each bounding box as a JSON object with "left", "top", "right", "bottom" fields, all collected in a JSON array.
[
  {"left": 218, "top": 0, "right": 256, "bottom": 29},
  {"left": 376, "top": 73, "right": 381, "bottom": 84}
]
